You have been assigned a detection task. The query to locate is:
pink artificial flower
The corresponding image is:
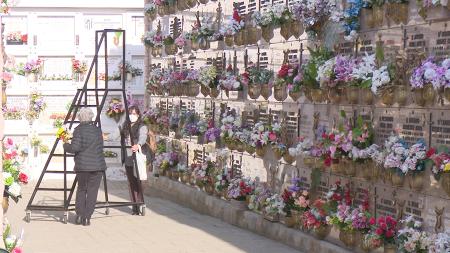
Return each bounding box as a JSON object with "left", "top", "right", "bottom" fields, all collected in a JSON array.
[
  {"left": 329, "top": 145, "right": 337, "bottom": 157},
  {"left": 12, "top": 248, "right": 22, "bottom": 253},
  {"left": 268, "top": 132, "right": 277, "bottom": 141}
]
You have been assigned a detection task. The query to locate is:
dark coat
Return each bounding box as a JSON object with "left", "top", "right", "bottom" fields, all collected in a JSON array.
[
  {"left": 63, "top": 122, "right": 107, "bottom": 172},
  {"left": 121, "top": 119, "right": 151, "bottom": 167}
]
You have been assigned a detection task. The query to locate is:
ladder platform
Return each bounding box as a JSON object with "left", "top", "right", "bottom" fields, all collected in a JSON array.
[
  {"left": 46, "top": 170, "right": 75, "bottom": 174},
  {"left": 52, "top": 154, "right": 75, "bottom": 157},
  {"left": 36, "top": 188, "right": 68, "bottom": 191}
]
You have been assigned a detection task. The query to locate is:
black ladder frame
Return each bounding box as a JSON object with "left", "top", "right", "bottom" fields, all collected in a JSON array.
[{"left": 25, "top": 29, "right": 145, "bottom": 223}]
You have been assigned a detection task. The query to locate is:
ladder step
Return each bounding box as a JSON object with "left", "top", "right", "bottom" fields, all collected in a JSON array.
[
  {"left": 28, "top": 205, "right": 66, "bottom": 211},
  {"left": 46, "top": 170, "right": 76, "bottom": 174},
  {"left": 78, "top": 88, "right": 123, "bottom": 92},
  {"left": 104, "top": 145, "right": 131, "bottom": 148},
  {"left": 73, "top": 105, "right": 98, "bottom": 107},
  {"left": 36, "top": 188, "right": 68, "bottom": 191},
  {"left": 52, "top": 154, "right": 75, "bottom": 157}
]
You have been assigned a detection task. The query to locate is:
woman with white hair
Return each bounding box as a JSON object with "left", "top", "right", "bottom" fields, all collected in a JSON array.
[{"left": 63, "top": 107, "right": 106, "bottom": 226}]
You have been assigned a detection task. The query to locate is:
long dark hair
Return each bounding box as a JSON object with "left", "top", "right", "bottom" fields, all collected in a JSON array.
[{"left": 122, "top": 105, "right": 143, "bottom": 138}]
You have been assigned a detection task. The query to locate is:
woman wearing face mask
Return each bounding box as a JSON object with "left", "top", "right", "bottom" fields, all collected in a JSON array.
[{"left": 112, "top": 105, "right": 150, "bottom": 215}]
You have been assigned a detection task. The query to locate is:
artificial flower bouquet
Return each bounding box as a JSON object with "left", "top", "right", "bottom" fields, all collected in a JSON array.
[
  {"left": 192, "top": 160, "right": 214, "bottom": 188},
  {"left": 142, "top": 31, "right": 163, "bottom": 47},
  {"left": 106, "top": 98, "right": 124, "bottom": 122},
  {"left": 3, "top": 224, "right": 24, "bottom": 253},
  {"left": 204, "top": 122, "right": 221, "bottom": 143},
  {"left": 26, "top": 92, "right": 46, "bottom": 120},
  {"left": 3, "top": 138, "right": 28, "bottom": 202},
  {"left": 397, "top": 216, "right": 432, "bottom": 253},
  {"left": 71, "top": 59, "right": 87, "bottom": 74},
  {"left": 144, "top": 1, "right": 157, "bottom": 16},
  {"left": 220, "top": 9, "right": 245, "bottom": 37},
  {"left": 248, "top": 182, "right": 271, "bottom": 211},
  {"left": 292, "top": 0, "right": 342, "bottom": 37},
  {"left": 56, "top": 127, "right": 71, "bottom": 143},
  {"left": 246, "top": 66, "right": 274, "bottom": 86},
  {"left": 23, "top": 59, "right": 43, "bottom": 74},
  {"left": 214, "top": 167, "right": 230, "bottom": 196},
  {"left": 227, "top": 177, "right": 255, "bottom": 201},
  {"left": 263, "top": 193, "right": 285, "bottom": 221},
  {"left": 198, "top": 66, "right": 218, "bottom": 89},
  {"left": 300, "top": 199, "right": 331, "bottom": 238},
  {"left": 154, "top": 151, "right": 179, "bottom": 174},
  {"left": 218, "top": 66, "right": 243, "bottom": 92},
  {"left": 369, "top": 215, "right": 398, "bottom": 249},
  {"left": 143, "top": 107, "right": 160, "bottom": 126}
]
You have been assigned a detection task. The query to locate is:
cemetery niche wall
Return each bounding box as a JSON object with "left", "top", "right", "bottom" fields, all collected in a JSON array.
[{"left": 144, "top": 0, "right": 450, "bottom": 252}]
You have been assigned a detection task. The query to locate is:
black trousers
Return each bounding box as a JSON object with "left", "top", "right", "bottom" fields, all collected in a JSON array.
[
  {"left": 125, "top": 165, "right": 144, "bottom": 209},
  {"left": 75, "top": 171, "right": 103, "bottom": 219}
]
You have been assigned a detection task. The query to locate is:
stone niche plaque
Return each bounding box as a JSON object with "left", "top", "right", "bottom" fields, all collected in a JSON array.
[
  {"left": 298, "top": 103, "right": 315, "bottom": 139},
  {"left": 357, "top": 106, "right": 374, "bottom": 125},
  {"left": 352, "top": 179, "right": 376, "bottom": 213},
  {"left": 375, "top": 185, "right": 397, "bottom": 218},
  {"left": 299, "top": 104, "right": 331, "bottom": 141},
  {"left": 430, "top": 109, "right": 450, "bottom": 147},
  {"left": 373, "top": 108, "right": 397, "bottom": 145},
  {"left": 406, "top": 25, "right": 429, "bottom": 56},
  {"left": 397, "top": 108, "right": 428, "bottom": 146},
  {"left": 241, "top": 154, "right": 266, "bottom": 181},
  {"left": 429, "top": 21, "right": 450, "bottom": 62},
  {"left": 423, "top": 195, "right": 450, "bottom": 233}
]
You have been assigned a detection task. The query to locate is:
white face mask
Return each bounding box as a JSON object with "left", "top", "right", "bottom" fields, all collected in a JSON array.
[{"left": 129, "top": 115, "right": 138, "bottom": 123}]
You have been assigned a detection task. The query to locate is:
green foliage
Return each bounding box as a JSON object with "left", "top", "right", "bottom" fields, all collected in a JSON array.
[
  {"left": 39, "top": 144, "right": 49, "bottom": 154},
  {"left": 302, "top": 47, "right": 333, "bottom": 88}
]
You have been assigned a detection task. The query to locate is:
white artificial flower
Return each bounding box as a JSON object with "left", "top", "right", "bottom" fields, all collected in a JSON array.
[
  {"left": 445, "top": 69, "right": 450, "bottom": 81},
  {"left": 8, "top": 182, "right": 21, "bottom": 197},
  {"left": 424, "top": 68, "right": 437, "bottom": 81}
]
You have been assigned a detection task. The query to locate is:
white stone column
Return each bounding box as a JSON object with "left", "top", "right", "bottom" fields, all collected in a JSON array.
[{"left": 0, "top": 19, "right": 6, "bottom": 249}]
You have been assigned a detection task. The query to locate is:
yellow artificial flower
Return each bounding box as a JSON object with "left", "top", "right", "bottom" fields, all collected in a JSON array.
[{"left": 444, "top": 163, "right": 450, "bottom": 172}]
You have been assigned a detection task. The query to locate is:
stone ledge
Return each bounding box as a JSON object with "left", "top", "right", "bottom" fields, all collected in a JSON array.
[{"left": 143, "top": 176, "right": 352, "bottom": 253}]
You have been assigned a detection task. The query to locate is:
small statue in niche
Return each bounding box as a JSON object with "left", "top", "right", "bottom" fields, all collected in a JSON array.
[
  {"left": 394, "top": 198, "right": 406, "bottom": 221},
  {"left": 435, "top": 206, "right": 445, "bottom": 233}
]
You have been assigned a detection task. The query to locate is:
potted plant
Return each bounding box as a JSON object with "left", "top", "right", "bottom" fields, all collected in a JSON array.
[
  {"left": 251, "top": 122, "right": 269, "bottom": 157},
  {"left": 399, "top": 140, "right": 429, "bottom": 191},
  {"left": 292, "top": 0, "right": 341, "bottom": 38},
  {"left": 442, "top": 58, "right": 450, "bottom": 102},
  {"left": 276, "top": 63, "right": 301, "bottom": 102},
  {"left": 302, "top": 47, "right": 333, "bottom": 102},
  {"left": 163, "top": 35, "right": 177, "bottom": 56},
  {"left": 429, "top": 147, "right": 450, "bottom": 197},
  {"left": 252, "top": 5, "right": 282, "bottom": 42},
  {"left": 71, "top": 59, "right": 87, "bottom": 82},
  {"left": 245, "top": 66, "right": 274, "bottom": 100},
  {"left": 397, "top": 216, "right": 431, "bottom": 253},
  {"left": 301, "top": 199, "right": 331, "bottom": 239},
  {"left": 199, "top": 66, "right": 219, "bottom": 97},
  {"left": 142, "top": 31, "right": 163, "bottom": 57},
  {"left": 262, "top": 193, "right": 285, "bottom": 222},
  {"left": 370, "top": 215, "right": 398, "bottom": 253},
  {"left": 144, "top": 1, "right": 157, "bottom": 20}
]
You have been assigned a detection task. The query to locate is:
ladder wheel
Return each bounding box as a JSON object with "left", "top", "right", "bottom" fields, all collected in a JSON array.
[
  {"left": 25, "top": 211, "right": 31, "bottom": 223},
  {"left": 139, "top": 204, "right": 146, "bottom": 216},
  {"left": 62, "top": 212, "right": 69, "bottom": 224},
  {"left": 105, "top": 207, "right": 110, "bottom": 215}
]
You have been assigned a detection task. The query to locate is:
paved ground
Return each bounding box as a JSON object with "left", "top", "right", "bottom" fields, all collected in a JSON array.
[{"left": 8, "top": 180, "right": 301, "bottom": 253}]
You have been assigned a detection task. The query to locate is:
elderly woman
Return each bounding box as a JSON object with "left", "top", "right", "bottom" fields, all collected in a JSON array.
[{"left": 63, "top": 107, "right": 106, "bottom": 226}]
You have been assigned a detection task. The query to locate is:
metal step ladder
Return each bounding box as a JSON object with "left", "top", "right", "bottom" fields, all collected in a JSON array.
[{"left": 25, "top": 29, "right": 145, "bottom": 224}]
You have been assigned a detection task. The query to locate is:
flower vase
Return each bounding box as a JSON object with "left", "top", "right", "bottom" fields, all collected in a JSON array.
[
  {"left": 260, "top": 84, "right": 271, "bottom": 100},
  {"left": 27, "top": 73, "right": 38, "bottom": 82},
  {"left": 290, "top": 210, "right": 302, "bottom": 229},
  {"left": 395, "top": 85, "right": 409, "bottom": 106},
  {"left": 126, "top": 72, "right": 133, "bottom": 82},
  {"left": 198, "top": 37, "right": 210, "bottom": 50},
  {"left": 191, "top": 40, "right": 199, "bottom": 51},
  {"left": 423, "top": 85, "right": 436, "bottom": 104},
  {"left": 362, "top": 161, "right": 377, "bottom": 181},
  {"left": 386, "top": 3, "right": 409, "bottom": 25},
  {"left": 391, "top": 172, "right": 405, "bottom": 187},
  {"left": 361, "top": 88, "right": 374, "bottom": 105},
  {"left": 167, "top": 3, "right": 177, "bottom": 14},
  {"left": 205, "top": 184, "right": 214, "bottom": 195},
  {"left": 280, "top": 22, "right": 291, "bottom": 40},
  {"left": 177, "top": 0, "right": 187, "bottom": 11},
  {"left": 444, "top": 87, "right": 450, "bottom": 102},
  {"left": 331, "top": 159, "right": 342, "bottom": 174},
  {"left": 283, "top": 153, "right": 296, "bottom": 164},
  {"left": 339, "top": 230, "right": 358, "bottom": 248},
  {"left": 413, "top": 88, "right": 426, "bottom": 106},
  {"left": 311, "top": 88, "right": 324, "bottom": 103},
  {"left": 180, "top": 173, "right": 189, "bottom": 184},
  {"left": 147, "top": 11, "right": 157, "bottom": 21},
  {"left": 273, "top": 85, "right": 287, "bottom": 101},
  {"left": 344, "top": 161, "right": 356, "bottom": 177},
  {"left": 328, "top": 87, "right": 343, "bottom": 104},
  {"left": 291, "top": 21, "right": 303, "bottom": 39},
  {"left": 2, "top": 196, "right": 9, "bottom": 214},
  {"left": 410, "top": 172, "right": 425, "bottom": 191},
  {"left": 272, "top": 147, "right": 283, "bottom": 160},
  {"left": 372, "top": 5, "right": 384, "bottom": 27},
  {"left": 230, "top": 199, "right": 247, "bottom": 210},
  {"left": 381, "top": 89, "right": 395, "bottom": 106},
  {"left": 2, "top": 84, "right": 6, "bottom": 107},
  {"left": 256, "top": 146, "right": 266, "bottom": 157},
  {"left": 261, "top": 25, "right": 274, "bottom": 42},
  {"left": 224, "top": 35, "right": 234, "bottom": 47},
  {"left": 347, "top": 87, "right": 359, "bottom": 104},
  {"left": 189, "top": 174, "right": 196, "bottom": 185},
  {"left": 440, "top": 173, "right": 450, "bottom": 196},
  {"left": 201, "top": 85, "right": 210, "bottom": 97},
  {"left": 151, "top": 47, "right": 158, "bottom": 57},
  {"left": 245, "top": 144, "right": 255, "bottom": 155},
  {"left": 303, "top": 157, "right": 315, "bottom": 167},
  {"left": 248, "top": 27, "right": 260, "bottom": 45},
  {"left": 236, "top": 141, "right": 245, "bottom": 152},
  {"left": 157, "top": 5, "right": 166, "bottom": 16},
  {"left": 165, "top": 43, "right": 177, "bottom": 55},
  {"left": 198, "top": 0, "right": 209, "bottom": 4},
  {"left": 248, "top": 84, "right": 261, "bottom": 99},
  {"left": 263, "top": 212, "right": 280, "bottom": 222},
  {"left": 283, "top": 215, "right": 296, "bottom": 228},
  {"left": 361, "top": 8, "right": 375, "bottom": 28},
  {"left": 186, "top": 0, "right": 197, "bottom": 8},
  {"left": 234, "top": 31, "right": 245, "bottom": 46},
  {"left": 289, "top": 90, "right": 301, "bottom": 101},
  {"left": 384, "top": 244, "right": 396, "bottom": 253},
  {"left": 210, "top": 87, "right": 220, "bottom": 98},
  {"left": 187, "top": 81, "right": 200, "bottom": 97},
  {"left": 312, "top": 226, "right": 331, "bottom": 240}
]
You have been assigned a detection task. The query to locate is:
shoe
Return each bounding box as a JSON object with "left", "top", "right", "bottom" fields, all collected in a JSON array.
[
  {"left": 75, "top": 215, "right": 82, "bottom": 225},
  {"left": 131, "top": 206, "right": 139, "bottom": 215},
  {"left": 82, "top": 218, "right": 91, "bottom": 226}
]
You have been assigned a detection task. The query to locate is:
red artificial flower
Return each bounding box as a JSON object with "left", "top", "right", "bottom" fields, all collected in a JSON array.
[
  {"left": 379, "top": 222, "right": 387, "bottom": 230},
  {"left": 322, "top": 133, "right": 328, "bottom": 139},
  {"left": 19, "top": 172, "right": 28, "bottom": 184},
  {"left": 232, "top": 9, "right": 241, "bottom": 22},
  {"left": 426, "top": 148, "right": 436, "bottom": 158},
  {"left": 385, "top": 216, "right": 397, "bottom": 226},
  {"left": 7, "top": 138, "right": 13, "bottom": 146},
  {"left": 375, "top": 228, "right": 383, "bottom": 236},
  {"left": 329, "top": 133, "right": 335, "bottom": 141},
  {"left": 369, "top": 217, "right": 376, "bottom": 225},
  {"left": 281, "top": 189, "right": 292, "bottom": 202},
  {"left": 377, "top": 216, "right": 386, "bottom": 225},
  {"left": 385, "top": 229, "right": 394, "bottom": 238},
  {"left": 324, "top": 156, "right": 332, "bottom": 167},
  {"left": 277, "top": 64, "right": 289, "bottom": 78}
]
